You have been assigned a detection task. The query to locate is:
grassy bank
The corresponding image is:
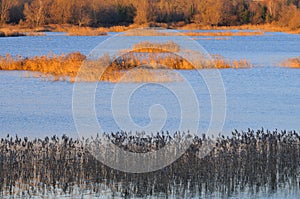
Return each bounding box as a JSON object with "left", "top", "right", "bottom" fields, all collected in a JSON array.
[
  {"left": 0, "top": 129, "right": 299, "bottom": 197},
  {"left": 0, "top": 23, "right": 299, "bottom": 37},
  {"left": 0, "top": 26, "right": 47, "bottom": 37},
  {"left": 124, "top": 28, "right": 265, "bottom": 36}
]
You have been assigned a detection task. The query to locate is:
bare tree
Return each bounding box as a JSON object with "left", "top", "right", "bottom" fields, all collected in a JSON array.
[
  {"left": 24, "top": 0, "right": 51, "bottom": 27},
  {"left": 0, "top": 0, "right": 15, "bottom": 24}
]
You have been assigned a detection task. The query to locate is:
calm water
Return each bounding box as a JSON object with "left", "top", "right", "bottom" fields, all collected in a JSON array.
[
  {"left": 0, "top": 31, "right": 299, "bottom": 137},
  {"left": 0, "top": 31, "right": 300, "bottom": 198}
]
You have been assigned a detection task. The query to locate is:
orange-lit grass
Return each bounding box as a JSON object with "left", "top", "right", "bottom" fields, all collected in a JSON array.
[
  {"left": 124, "top": 29, "right": 264, "bottom": 37},
  {"left": 132, "top": 41, "right": 180, "bottom": 52},
  {"left": 67, "top": 27, "right": 107, "bottom": 36},
  {"left": 281, "top": 57, "right": 300, "bottom": 68},
  {"left": 0, "top": 26, "right": 47, "bottom": 37},
  {"left": 0, "top": 52, "right": 85, "bottom": 78},
  {"left": 0, "top": 29, "right": 25, "bottom": 37},
  {"left": 182, "top": 31, "right": 264, "bottom": 37},
  {"left": 0, "top": 50, "right": 251, "bottom": 82}
]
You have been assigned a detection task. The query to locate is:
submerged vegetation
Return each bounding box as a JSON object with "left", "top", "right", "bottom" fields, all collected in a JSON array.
[{"left": 0, "top": 129, "right": 299, "bottom": 197}]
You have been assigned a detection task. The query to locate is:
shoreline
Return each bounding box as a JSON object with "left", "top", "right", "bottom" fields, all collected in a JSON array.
[{"left": 0, "top": 23, "right": 299, "bottom": 37}]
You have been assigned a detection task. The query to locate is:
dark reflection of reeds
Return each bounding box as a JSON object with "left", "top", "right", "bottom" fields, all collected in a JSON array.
[{"left": 0, "top": 129, "right": 299, "bottom": 198}]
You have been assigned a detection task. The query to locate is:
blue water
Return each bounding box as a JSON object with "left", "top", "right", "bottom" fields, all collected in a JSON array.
[{"left": 0, "top": 31, "right": 299, "bottom": 137}]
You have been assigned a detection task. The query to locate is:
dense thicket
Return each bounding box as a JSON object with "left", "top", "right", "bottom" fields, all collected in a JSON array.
[{"left": 0, "top": 0, "right": 300, "bottom": 28}]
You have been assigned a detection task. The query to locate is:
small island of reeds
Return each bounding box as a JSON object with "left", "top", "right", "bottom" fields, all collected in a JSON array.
[
  {"left": 0, "top": 41, "right": 251, "bottom": 82},
  {"left": 282, "top": 57, "right": 300, "bottom": 68}
]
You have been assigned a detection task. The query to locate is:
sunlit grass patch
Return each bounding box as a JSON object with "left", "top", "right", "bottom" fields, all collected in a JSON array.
[
  {"left": 281, "top": 57, "right": 300, "bottom": 68},
  {"left": 67, "top": 27, "right": 108, "bottom": 36},
  {"left": 124, "top": 28, "right": 264, "bottom": 37},
  {"left": 132, "top": 41, "right": 180, "bottom": 52},
  {"left": 0, "top": 41, "right": 252, "bottom": 82}
]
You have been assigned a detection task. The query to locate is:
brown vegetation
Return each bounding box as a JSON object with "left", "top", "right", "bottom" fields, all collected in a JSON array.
[
  {"left": 281, "top": 57, "right": 300, "bottom": 68},
  {"left": 0, "top": 52, "right": 85, "bottom": 80},
  {"left": 183, "top": 30, "right": 265, "bottom": 36},
  {"left": 125, "top": 29, "right": 265, "bottom": 37},
  {"left": 66, "top": 26, "right": 107, "bottom": 36},
  {"left": 0, "top": 26, "right": 47, "bottom": 37},
  {"left": 0, "top": 47, "right": 251, "bottom": 82},
  {"left": 0, "top": 129, "right": 299, "bottom": 197},
  {"left": 132, "top": 41, "right": 180, "bottom": 52}
]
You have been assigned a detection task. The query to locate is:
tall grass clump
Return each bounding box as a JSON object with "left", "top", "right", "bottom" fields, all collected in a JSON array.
[
  {"left": 0, "top": 129, "right": 299, "bottom": 198},
  {"left": 0, "top": 52, "right": 85, "bottom": 81},
  {"left": 132, "top": 41, "right": 180, "bottom": 52},
  {"left": 67, "top": 26, "right": 108, "bottom": 36},
  {"left": 282, "top": 57, "right": 300, "bottom": 68}
]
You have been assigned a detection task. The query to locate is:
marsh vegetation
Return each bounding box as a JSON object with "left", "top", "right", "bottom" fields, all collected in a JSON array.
[
  {"left": 0, "top": 40, "right": 252, "bottom": 82},
  {"left": 282, "top": 57, "right": 300, "bottom": 68},
  {"left": 0, "top": 129, "right": 299, "bottom": 197}
]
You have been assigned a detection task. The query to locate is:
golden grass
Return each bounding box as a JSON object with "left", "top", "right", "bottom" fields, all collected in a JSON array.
[
  {"left": 183, "top": 31, "right": 264, "bottom": 36},
  {"left": 132, "top": 41, "right": 180, "bottom": 52},
  {"left": 1, "top": 23, "right": 299, "bottom": 37},
  {"left": 0, "top": 26, "right": 47, "bottom": 37},
  {"left": 281, "top": 57, "right": 300, "bottom": 68},
  {"left": 0, "top": 48, "right": 251, "bottom": 82},
  {"left": 0, "top": 52, "right": 85, "bottom": 80},
  {"left": 179, "top": 23, "right": 300, "bottom": 34},
  {"left": 45, "top": 24, "right": 129, "bottom": 35},
  {"left": 0, "top": 29, "right": 26, "bottom": 37},
  {"left": 66, "top": 27, "right": 107, "bottom": 36},
  {"left": 124, "top": 28, "right": 264, "bottom": 37}
]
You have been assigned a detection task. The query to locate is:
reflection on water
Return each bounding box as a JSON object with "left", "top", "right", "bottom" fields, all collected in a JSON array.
[{"left": 0, "top": 129, "right": 299, "bottom": 198}]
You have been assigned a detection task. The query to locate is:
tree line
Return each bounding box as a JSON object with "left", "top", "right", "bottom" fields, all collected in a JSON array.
[{"left": 0, "top": 0, "right": 299, "bottom": 29}]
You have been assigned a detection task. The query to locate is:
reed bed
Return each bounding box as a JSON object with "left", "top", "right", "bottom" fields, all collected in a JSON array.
[
  {"left": 0, "top": 47, "right": 251, "bottom": 82},
  {"left": 66, "top": 27, "right": 107, "bottom": 36},
  {"left": 0, "top": 27, "right": 47, "bottom": 37},
  {"left": 49, "top": 24, "right": 128, "bottom": 35},
  {"left": 0, "top": 129, "right": 299, "bottom": 198},
  {"left": 0, "top": 30, "right": 25, "bottom": 37},
  {"left": 282, "top": 57, "right": 300, "bottom": 68},
  {"left": 132, "top": 41, "right": 180, "bottom": 52},
  {"left": 0, "top": 52, "right": 85, "bottom": 80},
  {"left": 183, "top": 31, "right": 264, "bottom": 37},
  {"left": 124, "top": 29, "right": 264, "bottom": 37}
]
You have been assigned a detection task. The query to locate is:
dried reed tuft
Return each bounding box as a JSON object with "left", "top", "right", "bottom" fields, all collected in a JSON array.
[{"left": 281, "top": 57, "right": 300, "bottom": 68}]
